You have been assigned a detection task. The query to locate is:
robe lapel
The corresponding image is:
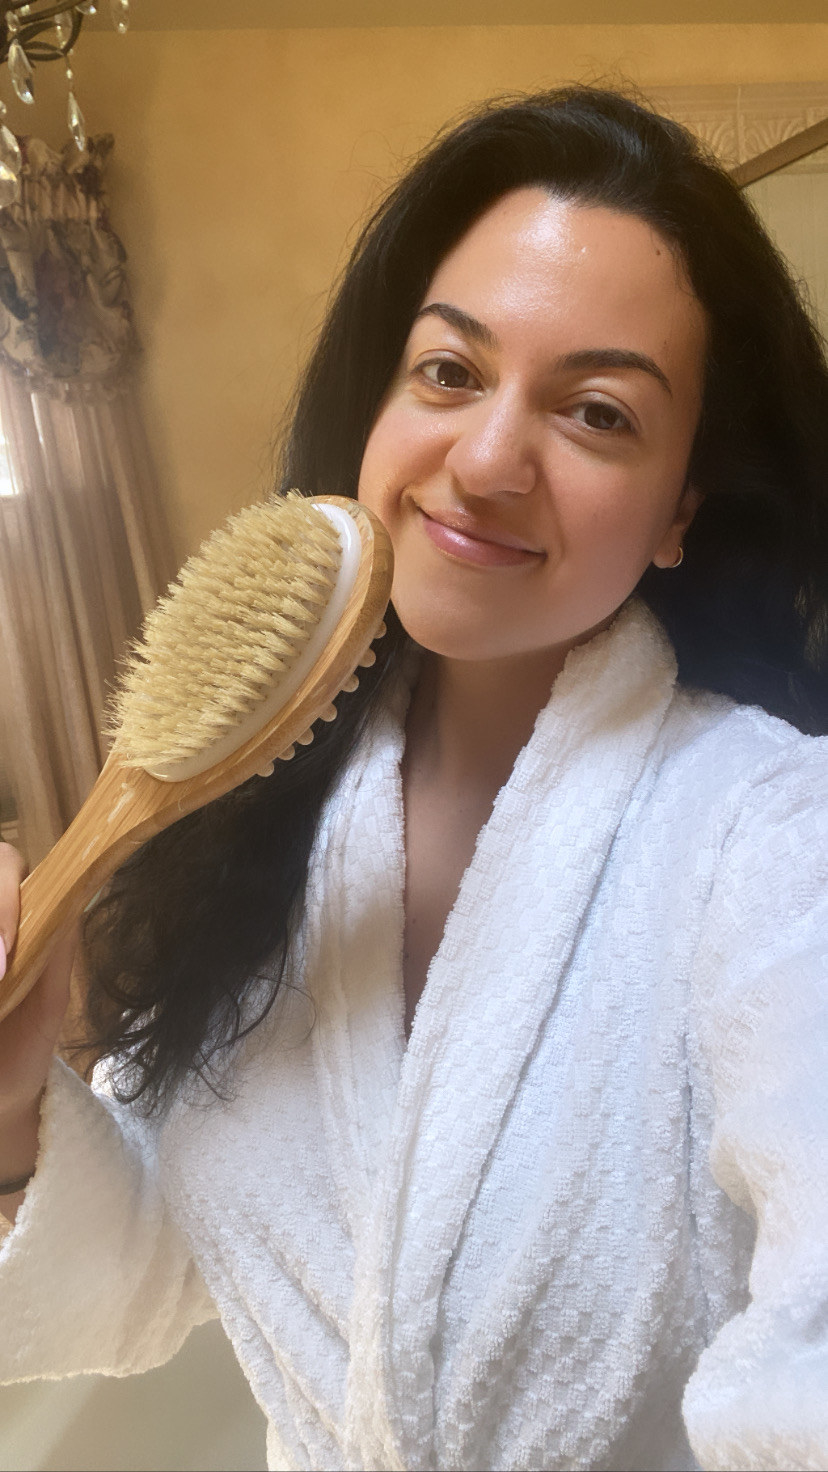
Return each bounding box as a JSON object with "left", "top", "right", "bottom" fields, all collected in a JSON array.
[
  {"left": 341, "top": 600, "right": 679, "bottom": 1470},
  {"left": 306, "top": 679, "right": 409, "bottom": 1239}
]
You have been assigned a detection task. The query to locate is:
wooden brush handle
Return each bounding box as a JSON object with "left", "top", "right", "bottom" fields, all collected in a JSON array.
[
  {"left": 0, "top": 498, "right": 393, "bottom": 1025},
  {"left": 0, "top": 758, "right": 167, "bottom": 1022}
]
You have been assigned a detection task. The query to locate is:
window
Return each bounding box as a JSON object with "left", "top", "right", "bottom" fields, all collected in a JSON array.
[{"left": 0, "top": 425, "right": 16, "bottom": 497}]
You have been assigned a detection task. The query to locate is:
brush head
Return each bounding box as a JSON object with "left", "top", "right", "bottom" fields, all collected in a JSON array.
[{"left": 110, "top": 495, "right": 356, "bottom": 781}]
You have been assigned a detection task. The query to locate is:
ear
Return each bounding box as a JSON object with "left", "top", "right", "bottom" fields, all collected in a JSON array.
[{"left": 652, "top": 482, "right": 704, "bottom": 569}]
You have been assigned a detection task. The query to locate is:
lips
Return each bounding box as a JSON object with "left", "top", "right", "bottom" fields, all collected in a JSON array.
[{"left": 418, "top": 507, "right": 544, "bottom": 568}]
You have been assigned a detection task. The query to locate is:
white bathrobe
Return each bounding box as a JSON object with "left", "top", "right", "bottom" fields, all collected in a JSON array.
[{"left": 1, "top": 600, "right": 827, "bottom": 1472}]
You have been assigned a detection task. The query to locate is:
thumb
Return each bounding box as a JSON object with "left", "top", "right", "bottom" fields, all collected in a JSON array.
[{"left": 0, "top": 842, "right": 27, "bottom": 976}]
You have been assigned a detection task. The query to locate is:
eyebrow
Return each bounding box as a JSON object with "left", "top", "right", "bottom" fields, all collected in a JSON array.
[
  {"left": 415, "top": 302, "right": 499, "bottom": 352},
  {"left": 414, "top": 302, "right": 673, "bottom": 397},
  {"left": 556, "top": 347, "right": 672, "bottom": 398}
]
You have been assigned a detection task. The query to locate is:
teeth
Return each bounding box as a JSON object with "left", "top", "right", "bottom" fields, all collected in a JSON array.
[
  {"left": 358, "top": 648, "right": 376, "bottom": 668},
  {"left": 341, "top": 673, "right": 359, "bottom": 693},
  {"left": 277, "top": 744, "right": 296, "bottom": 761},
  {"left": 319, "top": 703, "right": 338, "bottom": 722},
  {"left": 376, "top": 620, "right": 386, "bottom": 638},
  {"left": 257, "top": 760, "right": 275, "bottom": 778},
  {"left": 296, "top": 728, "right": 315, "bottom": 745}
]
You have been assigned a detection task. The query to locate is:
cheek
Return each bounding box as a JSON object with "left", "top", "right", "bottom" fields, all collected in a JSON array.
[
  {"left": 561, "top": 442, "right": 690, "bottom": 541},
  {"left": 358, "top": 403, "right": 452, "bottom": 519}
]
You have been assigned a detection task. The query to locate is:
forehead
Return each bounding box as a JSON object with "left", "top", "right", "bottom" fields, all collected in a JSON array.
[{"left": 421, "top": 186, "right": 707, "bottom": 384}]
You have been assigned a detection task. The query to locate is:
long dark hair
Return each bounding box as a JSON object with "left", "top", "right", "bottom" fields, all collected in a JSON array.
[{"left": 84, "top": 86, "right": 828, "bottom": 1109}]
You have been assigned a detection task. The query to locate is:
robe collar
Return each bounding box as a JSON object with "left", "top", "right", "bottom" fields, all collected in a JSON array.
[{"left": 305, "top": 597, "right": 678, "bottom": 1469}]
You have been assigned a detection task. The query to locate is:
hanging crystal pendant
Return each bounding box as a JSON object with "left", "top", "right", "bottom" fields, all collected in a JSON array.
[
  {"left": 110, "top": 0, "right": 129, "bottom": 34},
  {"left": 0, "top": 121, "right": 21, "bottom": 174},
  {"left": 67, "top": 91, "right": 86, "bottom": 150},
  {"left": 0, "top": 120, "right": 21, "bottom": 207},
  {"left": 66, "top": 65, "right": 86, "bottom": 151},
  {"left": 77, "top": 2, "right": 98, "bottom": 12},
  {"left": 54, "top": 10, "right": 74, "bottom": 48},
  {"left": 7, "top": 39, "right": 34, "bottom": 105}
]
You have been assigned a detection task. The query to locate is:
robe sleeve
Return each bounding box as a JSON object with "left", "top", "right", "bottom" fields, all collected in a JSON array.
[
  {"left": 683, "top": 737, "right": 828, "bottom": 1472},
  {"left": 0, "top": 1056, "right": 217, "bottom": 1384}
]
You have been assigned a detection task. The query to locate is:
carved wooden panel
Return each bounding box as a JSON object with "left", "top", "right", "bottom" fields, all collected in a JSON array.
[{"left": 650, "top": 83, "right": 828, "bottom": 172}]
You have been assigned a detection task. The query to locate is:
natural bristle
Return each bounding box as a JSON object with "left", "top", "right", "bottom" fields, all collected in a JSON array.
[{"left": 110, "top": 498, "right": 343, "bottom": 771}]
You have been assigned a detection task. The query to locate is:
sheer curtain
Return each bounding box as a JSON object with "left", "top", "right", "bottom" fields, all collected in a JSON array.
[{"left": 0, "top": 135, "right": 174, "bottom": 867}]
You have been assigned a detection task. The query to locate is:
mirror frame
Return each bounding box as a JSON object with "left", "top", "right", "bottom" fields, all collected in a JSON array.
[{"left": 732, "top": 113, "right": 828, "bottom": 186}]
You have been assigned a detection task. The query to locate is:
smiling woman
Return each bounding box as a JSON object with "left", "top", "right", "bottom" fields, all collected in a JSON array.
[
  {"left": 1, "top": 86, "right": 828, "bottom": 1472},
  {"left": 358, "top": 191, "right": 705, "bottom": 668}
]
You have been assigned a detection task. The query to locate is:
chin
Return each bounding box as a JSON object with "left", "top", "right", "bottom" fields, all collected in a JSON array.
[
  {"left": 391, "top": 581, "right": 632, "bottom": 666},
  {"left": 392, "top": 598, "right": 549, "bottom": 664},
  {"left": 391, "top": 596, "right": 497, "bottom": 660}
]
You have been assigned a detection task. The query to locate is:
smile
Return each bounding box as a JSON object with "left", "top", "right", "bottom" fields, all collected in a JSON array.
[{"left": 418, "top": 508, "right": 544, "bottom": 568}]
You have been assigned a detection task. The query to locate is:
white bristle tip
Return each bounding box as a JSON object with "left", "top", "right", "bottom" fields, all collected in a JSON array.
[
  {"left": 358, "top": 648, "right": 377, "bottom": 668},
  {"left": 277, "top": 745, "right": 296, "bottom": 761},
  {"left": 342, "top": 673, "right": 359, "bottom": 693}
]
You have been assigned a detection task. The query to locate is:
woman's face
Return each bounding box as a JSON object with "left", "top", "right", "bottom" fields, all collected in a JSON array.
[{"left": 357, "top": 186, "right": 707, "bottom": 664}]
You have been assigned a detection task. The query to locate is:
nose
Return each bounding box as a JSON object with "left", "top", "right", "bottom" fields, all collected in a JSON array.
[{"left": 442, "top": 390, "right": 539, "bottom": 500}]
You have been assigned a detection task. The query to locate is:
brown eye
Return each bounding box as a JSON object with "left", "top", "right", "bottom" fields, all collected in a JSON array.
[
  {"left": 421, "top": 358, "right": 478, "bottom": 390},
  {"left": 576, "top": 401, "right": 630, "bottom": 432}
]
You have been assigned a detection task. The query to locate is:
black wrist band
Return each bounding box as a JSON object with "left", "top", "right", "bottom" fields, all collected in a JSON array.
[{"left": 0, "top": 1169, "right": 34, "bottom": 1195}]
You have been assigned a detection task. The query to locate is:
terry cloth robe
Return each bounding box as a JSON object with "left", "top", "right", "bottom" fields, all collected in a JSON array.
[{"left": 1, "top": 599, "right": 827, "bottom": 1472}]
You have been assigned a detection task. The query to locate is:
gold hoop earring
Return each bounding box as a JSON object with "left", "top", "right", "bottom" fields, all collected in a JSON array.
[{"left": 669, "top": 546, "right": 684, "bottom": 569}]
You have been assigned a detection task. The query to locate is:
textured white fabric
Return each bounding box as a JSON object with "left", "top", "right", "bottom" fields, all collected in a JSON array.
[{"left": 1, "top": 599, "right": 826, "bottom": 1472}]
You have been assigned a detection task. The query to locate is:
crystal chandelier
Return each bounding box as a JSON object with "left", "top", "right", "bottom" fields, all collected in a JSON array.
[{"left": 0, "top": 2, "right": 129, "bottom": 203}]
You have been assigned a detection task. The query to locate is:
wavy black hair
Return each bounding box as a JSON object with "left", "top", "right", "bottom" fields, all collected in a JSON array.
[{"left": 83, "top": 86, "right": 828, "bottom": 1109}]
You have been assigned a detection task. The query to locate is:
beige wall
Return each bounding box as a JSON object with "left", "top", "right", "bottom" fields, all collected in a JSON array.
[{"left": 4, "top": 23, "right": 827, "bottom": 560}]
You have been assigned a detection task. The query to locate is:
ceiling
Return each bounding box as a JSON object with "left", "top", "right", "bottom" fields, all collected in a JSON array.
[{"left": 88, "top": 0, "right": 828, "bottom": 29}]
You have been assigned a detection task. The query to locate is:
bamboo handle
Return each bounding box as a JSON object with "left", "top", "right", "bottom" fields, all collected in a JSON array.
[{"left": 0, "top": 758, "right": 161, "bottom": 1022}]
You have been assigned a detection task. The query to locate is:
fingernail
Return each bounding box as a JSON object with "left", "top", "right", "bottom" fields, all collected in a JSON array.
[{"left": 0, "top": 934, "right": 6, "bottom": 981}]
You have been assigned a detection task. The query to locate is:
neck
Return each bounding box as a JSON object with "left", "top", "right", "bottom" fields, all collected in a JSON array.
[{"left": 405, "top": 643, "right": 571, "bottom": 794}]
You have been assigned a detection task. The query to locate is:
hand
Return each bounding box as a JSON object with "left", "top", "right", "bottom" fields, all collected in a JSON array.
[{"left": 0, "top": 842, "right": 77, "bottom": 1159}]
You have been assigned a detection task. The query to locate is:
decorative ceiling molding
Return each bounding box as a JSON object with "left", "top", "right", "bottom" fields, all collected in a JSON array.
[
  {"left": 651, "top": 82, "right": 828, "bottom": 173},
  {"left": 84, "top": 1, "right": 828, "bottom": 28}
]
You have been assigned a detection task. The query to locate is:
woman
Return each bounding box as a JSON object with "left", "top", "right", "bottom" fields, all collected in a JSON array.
[{"left": 0, "top": 87, "right": 827, "bottom": 1471}]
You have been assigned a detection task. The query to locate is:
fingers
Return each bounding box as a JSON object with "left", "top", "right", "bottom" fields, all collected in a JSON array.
[{"left": 0, "top": 843, "right": 27, "bottom": 979}]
